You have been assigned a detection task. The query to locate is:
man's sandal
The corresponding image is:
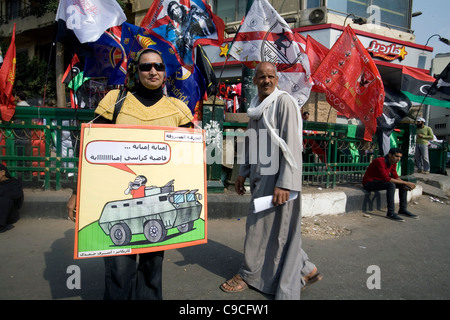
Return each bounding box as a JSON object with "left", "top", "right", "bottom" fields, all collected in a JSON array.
[{"left": 220, "top": 274, "right": 248, "bottom": 293}]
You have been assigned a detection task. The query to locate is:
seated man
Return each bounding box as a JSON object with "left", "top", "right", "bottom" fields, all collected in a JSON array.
[{"left": 362, "top": 148, "right": 418, "bottom": 222}]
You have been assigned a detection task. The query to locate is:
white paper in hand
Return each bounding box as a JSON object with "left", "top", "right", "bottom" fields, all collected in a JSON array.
[{"left": 253, "top": 191, "right": 299, "bottom": 214}]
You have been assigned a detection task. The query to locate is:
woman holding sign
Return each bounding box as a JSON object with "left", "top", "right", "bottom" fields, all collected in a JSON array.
[{"left": 67, "top": 48, "right": 193, "bottom": 300}]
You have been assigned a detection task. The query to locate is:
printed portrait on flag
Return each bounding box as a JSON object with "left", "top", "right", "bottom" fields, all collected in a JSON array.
[{"left": 140, "top": 0, "right": 224, "bottom": 66}]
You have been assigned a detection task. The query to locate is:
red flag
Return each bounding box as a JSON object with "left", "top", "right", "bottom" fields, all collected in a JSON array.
[
  {"left": 306, "top": 36, "right": 329, "bottom": 75},
  {"left": 313, "top": 26, "right": 384, "bottom": 141},
  {"left": 0, "top": 23, "right": 16, "bottom": 121}
]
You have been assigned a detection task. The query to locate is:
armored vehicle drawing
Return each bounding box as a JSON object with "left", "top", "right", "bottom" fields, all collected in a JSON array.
[{"left": 98, "top": 180, "right": 203, "bottom": 246}]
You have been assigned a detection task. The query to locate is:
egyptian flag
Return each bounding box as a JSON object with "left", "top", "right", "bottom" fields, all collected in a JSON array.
[
  {"left": 313, "top": 26, "right": 384, "bottom": 141},
  {"left": 0, "top": 23, "right": 16, "bottom": 121},
  {"left": 401, "top": 65, "right": 450, "bottom": 108}
]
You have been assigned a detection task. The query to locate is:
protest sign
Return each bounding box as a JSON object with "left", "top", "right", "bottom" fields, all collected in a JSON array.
[{"left": 74, "top": 124, "right": 206, "bottom": 259}]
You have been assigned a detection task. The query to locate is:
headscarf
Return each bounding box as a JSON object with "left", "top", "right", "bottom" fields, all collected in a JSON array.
[{"left": 125, "top": 48, "right": 166, "bottom": 92}]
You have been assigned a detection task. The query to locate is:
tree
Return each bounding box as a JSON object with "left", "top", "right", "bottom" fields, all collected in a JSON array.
[{"left": 15, "top": 51, "right": 56, "bottom": 106}]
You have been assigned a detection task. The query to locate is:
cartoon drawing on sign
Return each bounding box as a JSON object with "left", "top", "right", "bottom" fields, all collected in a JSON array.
[
  {"left": 98, "top": 179, "right": 203, "bottom": 246},
  {"left": 124, "top": 175, "right": 148, "bottom": 198}
]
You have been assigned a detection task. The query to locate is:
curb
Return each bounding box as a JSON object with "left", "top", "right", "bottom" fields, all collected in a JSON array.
[{"left": 20, "top": 185, "right": 423, "bottom": 220}]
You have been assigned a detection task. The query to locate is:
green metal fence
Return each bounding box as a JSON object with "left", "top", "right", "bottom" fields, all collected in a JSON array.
[
  {"left": 1, "top": 105, "right": 415, "bottom": 191},
  {"left": 222, "top": 120, "right": 384, "bottom": 189},
  {"left": 0, "top": 106, "right": 93, "bottom": 190}
]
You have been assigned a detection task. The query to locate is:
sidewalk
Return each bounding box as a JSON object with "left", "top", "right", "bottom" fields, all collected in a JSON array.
[{"left": 21, "top": 170, "right": 449, "bottom": 220}]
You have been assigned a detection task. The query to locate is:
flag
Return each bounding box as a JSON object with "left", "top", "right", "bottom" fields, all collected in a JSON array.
[
  {"left": 0, "top": 23, "right": 16, "bottom": 121},
  {"left": 166, "top": 65, "right": 206, "bottom": 116},
  {"left": 401, "top": 64, "right": 450, "bottom": 108},
  {"left": 55, "top": 0, "right": 126, "bottom": 44},
  {"left": 305, "top": 35, "right": 329, "bottom": 77},
  {"left": 376, "top": 87, "right": 411, "bottom": 155},
  {"left": 84, "top": 28, "right": 127, "bottom": 85},
  {"left": 121, "top": 22, "right": 182, "bottom": 77},
  {"left": 140, "top": 0, "right": 225, "bottom": 67},
  {"left": 62, "top": 54, "right": 82, "bottom": 108},
  {"left": 313, "top": 26, "right": 384, "bottom": 141},
  {"left": 228, "top": 0, "right": 312, "bottom": 107},
  {"left": 62, "top": 55, "right": 91, "bottom": 109},
  {"left": 432, "top": 62, "right": 450, "bottom": 106},
  {"left": 378, "top": 87, "right": 411, "bottom": 135},
  {"left": 195, "top": 45, "right": 217, "bottom": 97}
]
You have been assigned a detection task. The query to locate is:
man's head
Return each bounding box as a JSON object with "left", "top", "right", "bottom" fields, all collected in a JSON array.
[
  {"left": 302, "top": 111, "right": 309, "bottom": 120},
  {"left": 253, "top": 62, "right": 279, "bottom": 102},
  {"left": 416, "top": 117, "right": 425, "bottom": 128},
  {"left": 387, "top": 148, "right": 402, "bottom": 165}
]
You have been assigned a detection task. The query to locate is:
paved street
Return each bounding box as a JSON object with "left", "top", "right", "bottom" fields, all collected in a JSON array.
[{"left": 1, "top": 194, "right": 449, "bottom": 302}]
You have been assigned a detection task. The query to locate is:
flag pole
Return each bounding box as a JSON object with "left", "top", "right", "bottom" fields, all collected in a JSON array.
[
  {"left": 211, "top": 17, "right": 245, "bottom": 111},
  {"left": 42, "top": 41, "right": 56, "bottom": 107}
]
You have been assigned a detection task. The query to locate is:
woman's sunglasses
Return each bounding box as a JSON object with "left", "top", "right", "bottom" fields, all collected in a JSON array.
[{"left": 138, "top": 62, "right": 165, "bottom": 72}]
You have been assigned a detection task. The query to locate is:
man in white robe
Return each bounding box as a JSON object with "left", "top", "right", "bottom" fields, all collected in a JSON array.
[{"left": 220, "top": 62, "right": 321, "bottom": 300}]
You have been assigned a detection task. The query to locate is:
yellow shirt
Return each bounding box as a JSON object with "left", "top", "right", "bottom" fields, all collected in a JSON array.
[{"left": 95, "top": 89, "right": 193, "bottom": 127}]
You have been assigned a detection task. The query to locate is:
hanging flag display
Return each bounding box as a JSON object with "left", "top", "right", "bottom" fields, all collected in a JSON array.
[
  {"left": 228, "top": 0, "right": 312, "bottom": 107},
  {"left": 140, "top": 0, "right": 225, "bottom": 67},
  {"left": 312, "top": 26, "right": 384, "bottom": 141}
]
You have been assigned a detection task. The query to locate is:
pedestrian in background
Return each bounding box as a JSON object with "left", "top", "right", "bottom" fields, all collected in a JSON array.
[{"left": 415, "top": 117, "right": 434, "bottom": 174}]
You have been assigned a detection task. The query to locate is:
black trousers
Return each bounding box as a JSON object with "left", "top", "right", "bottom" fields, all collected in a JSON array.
[
  {"left": 363, "top": 180, "right": 408, "bottom": 215},
  {"left": 0, "top": 196, "right": 20, "bottom": 227},
  {"left": 103, "top": 251, "right": 164, "bottom": 300}
]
